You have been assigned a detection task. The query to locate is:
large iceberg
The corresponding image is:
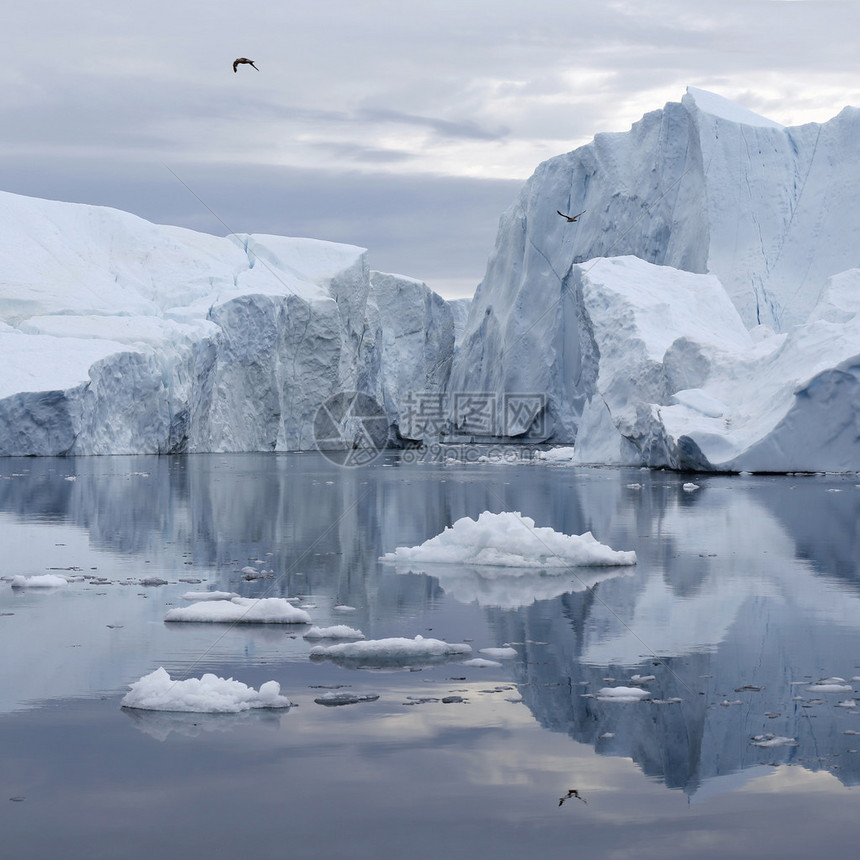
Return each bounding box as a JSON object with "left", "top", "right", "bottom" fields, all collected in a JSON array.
[
  {"left": 0, "top": 190, "right": 456, "bottom": 455},
  {"left": 448, "top": 88, "right": 860, "bottom": 471}
]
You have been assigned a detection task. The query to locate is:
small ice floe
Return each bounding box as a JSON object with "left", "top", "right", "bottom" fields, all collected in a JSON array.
[
  {"left": 165, "top": 597, "right": 312, "bottom": 625},
  {"left": 735, "top": 685, "right": 762, "bottom": 692},
  {"left": 807, "top": 678, "right": 854, "bottom": 694},
  {"left": 844, "top": 730, "right": 860, "bottom": 736},
  {"left": 595, "top": 686, "right": 651, "bottom": 703},
  {"left": 461, "top": 658, "right": 503, "bottom": 668},
  {"left": 333, "top": 604, "right": 357, "bottom": 612},
  {"left": 599, "top": 732, "right": 615, "bottom": 739},
  {"left": 626, "top": 483, "right": 643, "bottom": 490},
  {"left": 177, "top": 577, "right": 202, "bottom": 584},
  {"left": 835, "top": 700, "right": 857, "bottom": 709},
  {"left": 241, "top": 566, "right": 271, "bottom": 581},
  {"left": 720, "top": 700, "right": 743, "bottom": 706},
  {"left": 309, "top": 635, "right": 471, "bottom": 669},
  {"left": 750, "top": 734, "right": 798, "bottom": 748},
  {"left": 303, "top": 625, "right": 365, "bottom": 641},
  {"left": 181, "top": 591, "right": 239, "bottom": 602},
  {"left": 10, "top": 574, "right": 70, "bottom": 588},
  {"left": 381, "top": 511, "right": 636, "bottom": 568},
  {"left": 314, "top": 691, "right": 379, "bottom": 706},
  {"left": 629, "top": 674, "right": 656, "bottom": 686},
  {"left": 442, "top": 695, "right": 466, "bottom": 704},
  {"left": 682, "top": 483, "right": 700, "bottom": 492},
  {"left": 533, "top": 447, "right": 576, "bottom": 464},
  {"left": 478, "top": 646, "right": 518, "bottom": 660},
  {"left": 651, "top": 698, "right": 683, "bottom": 705},
  {"left": 121, "top": 667, "right": 292, "bottom": 713},
  {"left": 140, "top": 577, "right": 168, "bottom": 586}
]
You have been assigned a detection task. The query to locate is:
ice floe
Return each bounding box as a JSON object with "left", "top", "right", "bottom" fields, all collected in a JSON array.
[
  {"left": 121, "top": 667, "right": 292, "bottom": 713},
  {"left": 180, "top": 590, "right": 240, "bottom": 601},
  {"left": 478, "top": 646, "right": 518, "bottom": 660},
  {"left": 309, "top": 635, "right": 471, "bottom": 669},
  {"left": 595, "top": 686, "right": 652, "bottom": 703},
  {"left": 164, "top": 597, "right": 312, "bottom": 624},
  {"left": 380, "top": 511, "right": 636, "bottom": 568},
  {"left": 461, "top": 658, "right": 503, "bottom": 668},
  {"left": 10, "top": 574, "right": 69, "bottom": 588},
  {"left": 807, "top": 678, "right": 854, "bottom": 694},
  {"left": 313, "top": 690, "right": 380, "bottom": 706},
  {"left": 303, "top": 625, "right": 366, "bottom": 640},
  {"left": 750, "top": 734, "right": 798, "bottom": 748}
]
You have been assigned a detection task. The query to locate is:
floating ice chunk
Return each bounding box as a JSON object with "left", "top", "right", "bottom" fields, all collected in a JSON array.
[
  {"left": 807, "top": 679, "right": 854, "bottom": 694},
  {"left": 140, "top": 576, "right": 168, "bottom": 586},
  {"left": 10, "top": 574, "right": 69, "bottom": 588},
  {"left": 599, "top": 732, "right": 615, "bottom": 739},
  {"left": 682, "top": 483, "right": 700, "bottom": 492},
  {"left": 478, "top": 647, "right": 518, "bottom": 660},
  {"left": 750, "top": 734, "right": 798, "bottom": 748},
  {"left": 720, "top": 700, "right": 743, "bottom": 706},
  {"left": 534, "top": 447, "right": 576, "bottom": 463},
  {"left": 626, "top": 483, "right": 643, "bottom": 490},
  {"left": 314, "top": 691, "right": 379, "bottom": 706},
  {"left": 381, "top": 511, "right": 636, "bottom": 568},
  {"left": 461, "top": 658, "right": 503, "bottom": 668},
  {"left": 181, "top": 591, "right": 239, "bottom": 601},
  {"left": 303, "top": 625, "right": 366, "bottom": 640},
  {"left": 835, "top": 700, "right": 857, "bottom": 709},
  {"left": 333, "top": 605, "right": 357, "bottom": 612},
  {"left": 121, "top": 667, "right": 292, "bottom": 713},
  {"left": 165, "top": 597, "right": 312, "bottom": 624},
  {"left": 596, "top": 686, "right": 651, "bottom": 703},
  {"left": 629, "top": 674, "right": 656, "bottom": 685},
  {"left": 309, "top": 635, "right": 471, "bottom": 668}
]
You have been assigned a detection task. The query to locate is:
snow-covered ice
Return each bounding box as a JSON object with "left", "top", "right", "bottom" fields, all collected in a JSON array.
[
  {"left": 381, "top": 511, "right": 636, "bottom": 568},
  {"left": 10, "top": 574, "right": 69, "bottom": 588},
  {"left": 313, "top": 690, "right": 380, "bottom": 706},
  {"left": 461, "top": 658, "right": 503, "bottom": 668},
  {"left": 595, "top": 686, "right": 652, "bottom": 703},
  {"left": 121, "top": 667, "right": 292, "bottom": 713},
  {"left": 165, "top": 597, "right": 312, "bottom": 624},
  {"left": 750, "top": 734, "right": 798, "bottom": 748},
  {"left": 303, "top": 625, "right": 366, "bottom": 640},
  {"left": 478, "top": 647, "right": 518, "bottom": 660},
  {"left": 180, "top": 590, "right": 240, "bottom": 601},
  {"left": 309, "top": 635, "right": 472, "bottom": 668}
]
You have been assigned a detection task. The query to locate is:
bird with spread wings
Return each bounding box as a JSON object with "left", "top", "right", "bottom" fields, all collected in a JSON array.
[
  {"left": 557, "top": 209, "right": 585, "bottom": 222},
  {"left": 233, "top": 58, "right": 259, "bottom": 73}
]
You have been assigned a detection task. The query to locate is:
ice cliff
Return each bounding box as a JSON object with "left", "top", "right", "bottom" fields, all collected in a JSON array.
[
  {"left": 0, "top": 191, "right": 454, "bottom": 454},
  {"left": 449, "top": 88, "right": 860, "bottom": 470}
]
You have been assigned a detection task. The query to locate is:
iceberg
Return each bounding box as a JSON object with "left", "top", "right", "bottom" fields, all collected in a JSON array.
[
  {"left": 164, "top": 596, "right": 312, "bottom": 624},
  {"left": 448, "top": 88, "right": 860, "bottom": 471},
  {"left": 308, "top": 635, "right": 472, "bottom": 669},
  {"left": 0, "top": 190, "right": 457, "bottom": 455}
]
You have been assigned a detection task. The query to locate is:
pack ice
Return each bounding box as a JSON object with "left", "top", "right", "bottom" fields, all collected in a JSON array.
[
  {"left": 449, "top": 88, "right": 860, "bottom": 471},
  {"left": 0, "top": 191, "right": 456, "bottom": 454}
]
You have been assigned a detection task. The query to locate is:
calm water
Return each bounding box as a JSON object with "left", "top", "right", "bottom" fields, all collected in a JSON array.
[{"left": 1, "top": 453, "right": 859, "bottom": 859}]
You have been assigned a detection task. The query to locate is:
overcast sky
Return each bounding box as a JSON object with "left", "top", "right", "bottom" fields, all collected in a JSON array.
[{"left": 2, "top": 0, "right": 858, "bottom": 298}]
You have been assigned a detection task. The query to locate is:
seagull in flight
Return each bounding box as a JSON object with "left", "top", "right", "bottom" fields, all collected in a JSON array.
[
  {"left": 557, "top": 209, "right": 585, "bottom": 223},
  {"left": 233, "top": 58, "right": 259, "bottom": 73},
  {"left": 558, "top": 789, "right": 587, "bottom": 807}
]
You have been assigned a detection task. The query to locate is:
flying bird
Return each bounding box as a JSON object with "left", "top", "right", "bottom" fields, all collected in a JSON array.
[
  {"left": 558, "top": 789, "right": 587, "bottom": 807},
  {"left": 233, "top": 58, "right": 259, "bottom": 73},
  {"left": 557, "top": 209, "right": 585, "bottom": 222}
]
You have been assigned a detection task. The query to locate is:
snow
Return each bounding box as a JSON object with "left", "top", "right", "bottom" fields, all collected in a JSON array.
[
  {"left": 303, "top": 625, "right": 366, "bottom": 640},
  {"left": 164, "top": 597, "right": 313, "bottom": 624},
  {"left": 381, "top": 510, "right": 637, "bottom": 568},
  {"left": 309, "top": 635, "right": 472, "bottom": 668},
  {"left": 10, "top": 574, "right": 69, "bottom": 588},
  {"left": 121, "top": 667, "right": 292, "bottom": 713}
]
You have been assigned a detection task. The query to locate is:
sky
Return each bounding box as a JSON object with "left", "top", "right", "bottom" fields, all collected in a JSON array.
[{"left": 1, "top": 0, "right": 858, "bottom": 299}]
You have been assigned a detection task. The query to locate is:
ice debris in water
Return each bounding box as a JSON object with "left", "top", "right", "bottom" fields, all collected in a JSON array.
[
  {"left": 309, "top": 635, "right": 472, "bottom": 668},
  {"left": 595, "top": 686, "right": 651, "bottom": 703},
  {"left": 807, "top": 677, "right": 854, "bottom": 694},
  {"left": 165, "top": 597, "right": 312, "bottom": 624},
  {"left": 461, "top": 658, "right": 503, "bottom": 668},
  {"left": 10, "top": 574, "right": 69, "bottom": 588},
  {"left": 181, "top": 590, "right": 239, "bottom": 601},
  {"left": 314, "top": 691, "right": 380, "bottom": 706},
  {"left": 121, "top": 667, "right": 292, "bottom": 713},
  {"left": 380, "top": 511, "right": 636, "bottom": 568},
  {"left": 750, "top": 734, "right": 798, "bottom": 748},
  {"left": 478, "top": 647, "right": 518, "bottom": 660},
  {"left": 303, "top": 625, "right": 365, "bottom": 640}
]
